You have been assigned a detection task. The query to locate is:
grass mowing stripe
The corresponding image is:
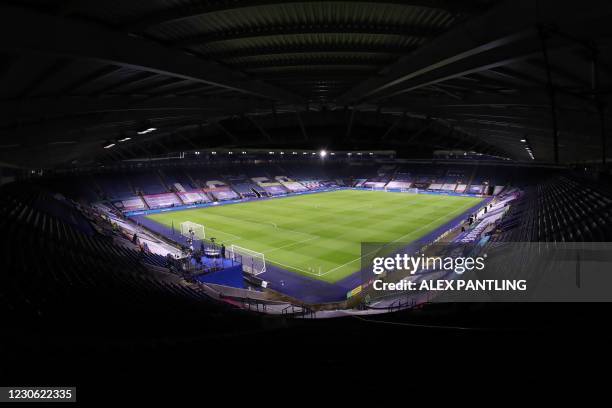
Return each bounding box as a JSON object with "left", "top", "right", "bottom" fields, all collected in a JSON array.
[
  {"left": 319, "top": 201, "right": 476, "bottom": 276},
  {"left": 145, "top": 190, "right": 482, "bottom": 283},
  {"left": 263, "top": 235, "right": 320, "bottom": 254}
]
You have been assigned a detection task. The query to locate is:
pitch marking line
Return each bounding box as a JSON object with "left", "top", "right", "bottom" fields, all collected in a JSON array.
[
  {"left": 264, "top": 235, "right": 320, "bottom": 255},
  {"left": 320, "top": 203, "right": 477, "bottom": 276},
  {"left": 203, "top": 211, "right": 318, "bottom": 240},
  {"left": 265, "top": 258, "right": 319, "bottom": 275},
  {"left": 205, "top": 226, "right": 242, "bottom": 240},
  {"left": 255, "top": 221, "right": 319, "bottom": 239}
]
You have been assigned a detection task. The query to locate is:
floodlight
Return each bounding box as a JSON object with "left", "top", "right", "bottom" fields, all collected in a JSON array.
[{"left": 137, "top": 127, "right": 157, "bottom": 135}]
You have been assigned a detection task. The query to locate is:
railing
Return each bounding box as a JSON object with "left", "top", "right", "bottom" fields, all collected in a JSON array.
[
  {"left": 281, "top": 304, "right": 316, "bottom": 318},
  {"left": 386, "top": 298, "right": 417, "bottom": 312},
  {"left": 365, "top": 294, "right": 418, "bottom": 313},
  {"left": 240, "top": 297, "right": 267, "bottom": 313}
]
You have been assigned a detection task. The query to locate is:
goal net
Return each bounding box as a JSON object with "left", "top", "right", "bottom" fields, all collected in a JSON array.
[
  {"left": 180, "top": 221, "right": 205, "bottom": 240},
  {"left": 402, "top": 187, "right": 419, "bottom": 194},
  {"left": 229, "top": 245, "right": 266, "bottom": 276}
]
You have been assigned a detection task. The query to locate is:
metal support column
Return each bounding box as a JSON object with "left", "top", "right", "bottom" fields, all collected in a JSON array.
[
  {"left": 539, "top": 26, "right": 560, "bottom": 164},
  {"left": 345, "top": 107, "right": 356, "bottom": 141},
  {"left": 591, "top": 48, "right": 607, "bottom": 167}
]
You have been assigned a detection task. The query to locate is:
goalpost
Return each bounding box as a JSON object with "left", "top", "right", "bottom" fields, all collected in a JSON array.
[
  {"left": 180, "top": 221, "right": 205, "bottom": 240},
  {"left": 229, "top": 245, "right": 266, "bottom": 276}
]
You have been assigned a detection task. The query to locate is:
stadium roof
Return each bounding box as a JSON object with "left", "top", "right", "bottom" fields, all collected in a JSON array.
[{"left": 0, "top": 0, "right": 611, "bottom": 167}]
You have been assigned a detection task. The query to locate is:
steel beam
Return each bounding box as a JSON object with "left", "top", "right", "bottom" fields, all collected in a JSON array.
[
  {"left": 173, "top": 24, "right": 443, "bottom": 48},
  {"left": 381, "top": 113, "right": 405, "bottom": 140},
  {"left": 0, "top": 5, "right": 304, "bottom": 104},
  {"left": 205, "top": 44, "right": 417, "bottom": 60},
  {"left": 247, "top": 115, "right": 273, "bottom": 142},
  {"left": 295, "top": 111, "right": 308, "bottom": 141},
  {"left": 338, "top": 0, "right": 612, "bottom": 104},
  {"left": 0, "top": 96, "right": 278, "bottom": 123},
  {"left": 124, "top": 1, "right": 478, "bottom": 32},
  {"left": 345, "top": 108, "right": 357, "bottom": 141},
  {"left": 211, "top": 121, "right": 239, "bottom": 144}
]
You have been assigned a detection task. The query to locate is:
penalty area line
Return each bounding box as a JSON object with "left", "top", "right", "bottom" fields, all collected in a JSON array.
[
  {"left": 263, "top": 235, "right": 320, "bottom": 255},
  {"left": 205, "top": 226, "right": 242, "bottom": 240},
  {"left": 265, "top": 258, "right": 323, "bottom": 276}
]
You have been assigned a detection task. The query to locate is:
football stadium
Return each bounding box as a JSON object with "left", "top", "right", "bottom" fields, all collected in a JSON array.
[
  {"left": 1, "top": 0, "right": 612, "bottom": 397},
  {"left": 146, "top": 190, "right": 482, "bottom": 281}
]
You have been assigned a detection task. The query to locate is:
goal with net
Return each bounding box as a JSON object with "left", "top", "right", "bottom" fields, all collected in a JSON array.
[
  {"left": 229, "top": 245, "right": 266, "bottom": 276},
  {"left": 180, "top": 221, "right": 205, "bottom": 240},
  {"left": 401, "top": 187, "right": 419, "bottom": 194}
]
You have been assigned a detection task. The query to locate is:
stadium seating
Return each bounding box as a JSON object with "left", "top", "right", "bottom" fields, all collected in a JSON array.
[
  {"left": 108, "top": 196, "right": 145, "bottom": 211},
  {"left": 176, "top": 190, "right": 211, "bottom": 204},
  {"left": 207, "top": 186, "right": 239, "bottom": 201},
  {"left": 43, "top": 175, "right": 101, "bottom": 203},
  {"left": 232, "top": 182, "right": 260, "bottom": 197},
  {"left": 251, "top": 177, "right": 288, "bottom": 196},
  {"left": 386, "top": 171, "right": 413, "bottom": 190},
  {"left": 363, "top": 179, "right": 388, "bottom": 189},
  {"left": 279, "top": 162, "right": 328, "bottom": 179},
  {"left": 275, "top": 176, "right": 308, "bottom": 192},
  {"left": 225, "top": 175, "right": 261, "bottom": 198},
  {"left": 94, "top": 173, "right": 135, "bottom": 199},
  {"left": 492, "top": 177, "right": 612, "bottom": 242},
  {"left": 3, "top": 165, "right": 611, "bottom": 335},
  {"left": 129, "top": 171, "right": 169, "bottom": 195},
  {"left": 458, "top": 191, "right": 519, "bottom": 243},
  {"left": 467, "top": 184, "right": 485, "bottom": 194},
  {"left": 46, "top": 162, "right": 561, "bottom": 215},
  {"left": 362, "top": 164, "right": 396, "bottom": 189},
  {"left": 301, "top": 180, "right": 324, "bottom": 190},
  {"left": 0, "top": 182, "right": 262, "bottom": 338},
  {"left": 142, "top": 192, "right": 182, "bottom": 209},
  {"left": 161, "top": 168, "right": 199, "bottom": 190}
]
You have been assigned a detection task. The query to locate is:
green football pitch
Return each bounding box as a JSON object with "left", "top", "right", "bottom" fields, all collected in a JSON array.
[{"left": 146, "top": 190, "right": 482, "bottom": 283}]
